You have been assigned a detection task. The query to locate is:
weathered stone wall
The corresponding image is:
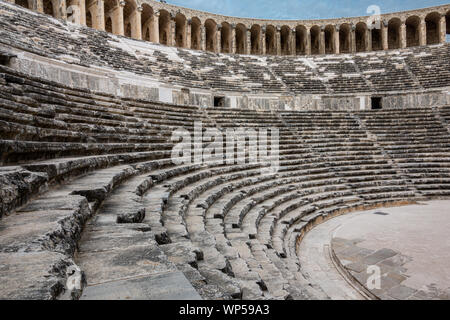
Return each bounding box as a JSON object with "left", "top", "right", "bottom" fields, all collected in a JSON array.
[
  {"left": 9, "top": 0, "right": 450, "bottom": 56},
  {"left": 9, "top": 48, "right": 449, "bottom": 111}
]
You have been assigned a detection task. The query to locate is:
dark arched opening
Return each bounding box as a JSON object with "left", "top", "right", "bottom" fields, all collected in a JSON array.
[
  {"left": 406, "top": 16, "right": 420, "bottom": 47},
  {"left": 295, "top": 25, "right": 307, "bottom": 55},
  {"left": 235, "top": 24, "right": 247, "bottom": 54},
  {"left": 265, "top": 25, "right": 276, "bottom": 55},
  {"left": 388, "top": 18, "right": 401, "bottom": 49},
  {"left": 205, "top": 19, "right": 217, "bottom": 52},
  {"left": 250, "top": 25, "right": 261, "bottom": 55},
  {"left": 355, "top": 22, "right": 367, "bottom": 52}
]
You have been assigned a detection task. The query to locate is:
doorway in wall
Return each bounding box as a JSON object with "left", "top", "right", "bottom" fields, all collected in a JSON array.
[
  {"left": 214, "top": 96, "right": 225, "bottom": 107},
  {"left": 371, "top": 97, "right": 382, "bottom": 110}
]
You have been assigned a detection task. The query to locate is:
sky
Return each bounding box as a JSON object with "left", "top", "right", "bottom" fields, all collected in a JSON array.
[{"left": 165, "top": 0, "right": 449, "bottom": 20}]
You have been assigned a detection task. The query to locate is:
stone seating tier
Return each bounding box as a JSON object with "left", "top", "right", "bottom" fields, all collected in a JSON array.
[
  {"left": 0, "top": 2, "right": 449, "bottom": 97},
  {"left": 0, "top": 8, "right": 449, "bottom": 299}
]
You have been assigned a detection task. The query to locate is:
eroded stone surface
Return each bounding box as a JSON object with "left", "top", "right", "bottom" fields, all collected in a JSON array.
[{"left": 332, "top": 201, "right": 450, "bottom": 300}]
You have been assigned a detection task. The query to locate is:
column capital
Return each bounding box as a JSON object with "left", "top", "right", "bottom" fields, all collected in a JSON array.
[
  {"left": 119, "top": 1, "right": 125, "bottom": 7},
  {"left": 137, "top": 6, "right": 143, "bottom": 12}
]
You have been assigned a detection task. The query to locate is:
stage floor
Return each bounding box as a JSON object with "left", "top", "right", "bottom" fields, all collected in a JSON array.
[{"left": 298, "top": 200, "right": 450, "bottom": 300}]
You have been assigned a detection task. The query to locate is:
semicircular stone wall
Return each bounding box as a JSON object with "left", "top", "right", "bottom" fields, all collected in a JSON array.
[
  {"left": 6, "top": 0, "right": 450, "bottom": 56},
  {"left": 1, "top": 0, "right": 449, "bottom": 111}
]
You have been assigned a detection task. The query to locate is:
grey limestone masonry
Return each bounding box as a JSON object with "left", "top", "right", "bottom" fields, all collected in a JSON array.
[
  {"left": 332, "top": 238, "right": 450, "bottom": 300},
  {"left": 0, "top": 1, "right": 449, "bottom": 300}
]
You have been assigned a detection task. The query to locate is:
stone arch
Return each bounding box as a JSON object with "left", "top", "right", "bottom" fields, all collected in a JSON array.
[
  {"left": 141, "top": 4, "right": 154, "bottom": 42},
  {"left": 66, "top": 0, "right": 80, "bottom": 24},
  {"left": 175, "top": 13, "right": 186, "bottom": 48},
  {"left": 125, "top": 22, "right": 132, "bottom": 37},
  {"left": 447, "top": 11, "right": 450, "bottom": 41},
  {"left": 324, "top": 25, "right": 335, "bottom": 54},
  {"left": 295, "top": 25, "right": 307, "bottom": 55},
  {"left": 220, "top": 22, "right": 232, "bottom": 53},
  {"left": 388, "top": 18, "right": 401, "bottom": 49},
  {"left": 104, "top": 0, "right": 118, "bottom": 34},
  {"left": 16, "top": 0, "right": 30, "bottom": 9},
  {"left": 190, "top": 17, "right": 201, "bottom": 50},
  {"left": 85, "top": 0, "right": 99, "bottom": 29},
  {"left": 339, "top": 23, "right": 351, "bottom": 53},
  {"left": 250, "top": 24, "right": 261, "bottom": 55},
  {"left": 310, "top": 25, "right": 320, "bottom": 55},
  {"left": 280, "top": 25, "right": 291, "bottom": 55},
  {"left": 105, "top": 16, "right": 113, "bottom": 33},
  {"left": 43, "top": 0, "right": 55, "bottom": 17},
  {"left": 371, "top": 23, "right": 382, "bottom": 51},
  {"left": 86, "top": 10, "right": 92, "bottom": 28},
  {"left": 265, "top": 25, "right": 276, "bottom": 55},
  {"left": 123, "top": 0, "right": 137, "bottom": 38},
  {"left": 405, "top": 15, "right": 420, "bottom": 47},
  {"left": 426, "top": 12, "right": 441, "bottom": 44},
  {"left": 355, "top": 22, "right": 367, "bottom": 52},
  {"left": 158, "top": 9, "right": 171, "bottom": 45},
  {"left": 205, "top": 19, "right": 217, "bottom": 52},
  {"left": 235, "top": 23, "right": 247, "bottom": 54}
]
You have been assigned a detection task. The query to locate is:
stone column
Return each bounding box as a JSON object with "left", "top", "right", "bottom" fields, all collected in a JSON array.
[
  {"left": 334, "top": 25, "right": 340, "bottom": 54},
  {"left": 78, "top": 0, "right": 86, "bottom": 25},
  {"left": 35, "top": 0, "right": 44, "bottom": 13},
  {"left": 56, "top": 0, "right": 67, "bottom": 20},
  {"left": 292, "top": 29, "right": 296, "bottom": 55},
  {"left": 319, "top": 26, "right": 325, "bottom": 54},
  {"left": 132, "top": 6, "right": 142, "bottom": 40},
  {"left": 186, "top": 19, "right": 192, "bottom": 49},
  {"left": 95, "top": 0, "right": 105, "bottom": 31},
  {"left": 276, "top": 26, "right": 281, "bottom": 55},
  {"left": 351, "top": 25, "right": 356, "bottom": 52},
  {"left": 216, "top": 25, "right": 221, "bottom": 53},
  {"left": 439, "top": 14, "right": 446, "bottom": 43},
  {"left": 230, "top": 25, "right": 236, "bottom": 54},
  {"left": 367, "top": 26, "right": 372, "bottom": 51},
  {"left": 261, "top": 27, "right": 266, "bottom": 55},
  {"left": 153, "top": 11, "right": 159, "bottom": 43},
  {"left": 112, "top": 1, "right": 125, "bottom": 36},
  {"left": 419, "top": 18, "right": 426, "bottom": 46},
  {"left": 381, "top": 20, "right": 388, "bottom": 50},
  {"left": 306, "top": 28, "right": 311, "bottom": 55},
  {"left": 246, "top": 28, "right": 251, "bottom": 55},
  {"left": 173, "top": 14, "right": 179, "bottom": 46},
  {"left": 201, "top": 25, "right": 206, "bottom": 51},
  {"left": 400, "top": 21, "right": 407, "bottom": 48}
]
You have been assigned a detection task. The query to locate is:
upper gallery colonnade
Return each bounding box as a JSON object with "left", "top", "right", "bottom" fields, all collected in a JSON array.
[{"left": 7, "top": 0, "right": 450, "bottom": 55}]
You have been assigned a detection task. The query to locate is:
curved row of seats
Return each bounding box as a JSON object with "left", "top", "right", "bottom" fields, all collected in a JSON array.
[
  {"left": 0, "top": 63, "right": 449, "bottom": 299},
  {"left": 1, "top": 1, "right": 450, "bottom": 97}
]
